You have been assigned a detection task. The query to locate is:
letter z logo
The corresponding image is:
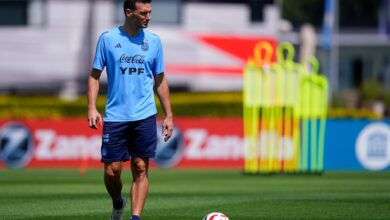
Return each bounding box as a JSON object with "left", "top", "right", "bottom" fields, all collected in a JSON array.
[{"left": 0, "top": 122, "right": 34, "bottom": 168}]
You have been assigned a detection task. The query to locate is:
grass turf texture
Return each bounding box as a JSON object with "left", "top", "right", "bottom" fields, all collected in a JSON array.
[{"left": 0, "top": 169, "right": 389, "bottom": 220}]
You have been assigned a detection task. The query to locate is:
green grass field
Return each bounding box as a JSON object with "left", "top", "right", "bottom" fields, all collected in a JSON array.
[{"left": 0, "top": 169, "right": 389, "bottom": 220}]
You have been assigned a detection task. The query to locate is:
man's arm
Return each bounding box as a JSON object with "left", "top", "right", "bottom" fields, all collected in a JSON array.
[
  {"left": 154, "top": 73, "right": 173, "bottom": 142},
  {"left": 87, "top": 68, "right": 103, "bottom": 129}
]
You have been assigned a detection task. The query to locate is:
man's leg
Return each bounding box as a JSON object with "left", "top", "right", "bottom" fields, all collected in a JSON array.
[
  {"left": 130, "top": 157, "right": 149, "bottom": 218},
  {"left": 105, "top": 161, "right": 128, "bottom": 219},
  {"left": 105, "top": 161, "right": 128, "bottom": 220},
  {"left": 104, "top": 161, "right": 124, "bottom": 203}
]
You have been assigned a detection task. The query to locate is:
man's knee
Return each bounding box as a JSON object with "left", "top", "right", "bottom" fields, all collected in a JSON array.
[
  {"left": 131, "top": 158, "right": 149, "bottom": 178},
  {"left": 105, "top": 162, "right": 123, "bottom": 178}
]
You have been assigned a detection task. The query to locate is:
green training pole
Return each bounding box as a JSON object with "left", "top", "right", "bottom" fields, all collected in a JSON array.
[
  {"left": 305, "top": 57, "right": 320, "bottom": 172},
  {"left": 276, "top": 42, "right": 295, "bottom": 172},
  {"left": 273, "top": 64, "right": 285, "bottom": 172},
  {"left": 300, "top": 76, "right": 310, "bottom": 172},
  {"left": 317, "top": 75, "right": 329, "bottom": 172}
]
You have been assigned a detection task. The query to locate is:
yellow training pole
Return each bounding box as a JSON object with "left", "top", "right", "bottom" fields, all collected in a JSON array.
[
  {"left": 243, "top": 58, "right": 260, "bottom": 173},
  {"left": 253, "top": 41, "right": 273, "bottom": 173}
]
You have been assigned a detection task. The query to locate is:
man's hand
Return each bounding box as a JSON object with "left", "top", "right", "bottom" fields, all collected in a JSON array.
[
  {"left": 161, "top": 116, "right": 173, "bottom": 142},
  {"left": 88, "top": 107, "right": 103, "bottom": 129}
]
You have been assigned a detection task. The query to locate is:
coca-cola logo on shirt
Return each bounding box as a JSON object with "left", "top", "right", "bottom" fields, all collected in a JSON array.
[{"left": 119, "top": 54, "right": 145, "bottom": 64}]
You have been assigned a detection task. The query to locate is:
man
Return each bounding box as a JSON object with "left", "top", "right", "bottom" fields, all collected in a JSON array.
[{"left": 87, "top": 0, "right": 173, "bottom": 220}]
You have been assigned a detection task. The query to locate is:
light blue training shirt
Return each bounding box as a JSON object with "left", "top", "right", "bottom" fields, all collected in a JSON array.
[{"left": 92, "top": 26, "right": 165, "bottom": 122}]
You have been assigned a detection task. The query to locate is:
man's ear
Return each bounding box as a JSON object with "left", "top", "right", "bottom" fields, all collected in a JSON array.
[{"left": 125, "top": 8, "right": 132, "bottom": 17}]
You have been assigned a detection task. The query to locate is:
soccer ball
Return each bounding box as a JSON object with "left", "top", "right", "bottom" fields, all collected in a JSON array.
[{"left": 202, "top": 212, "right": 229, "bottom": 220}]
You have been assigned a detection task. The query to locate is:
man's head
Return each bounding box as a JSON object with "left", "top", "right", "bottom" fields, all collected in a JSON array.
[{"left": 123, "top": 0, "right": 152, "bottom": 29}]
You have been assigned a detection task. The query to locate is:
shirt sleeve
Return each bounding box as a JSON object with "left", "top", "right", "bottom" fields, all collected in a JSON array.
[
  {"left": 152, "top": 38, "right": 165, "bottom": 75},
  {"left": 92, "top": 33, "right": 107, "bottom": 71}
]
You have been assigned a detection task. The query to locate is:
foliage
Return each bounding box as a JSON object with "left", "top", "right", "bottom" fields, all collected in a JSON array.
[
  {"left": 282, "top": 0, "right": 324, "bottom": 29},
  {"left": 327, "top": 108, "right": 381, "bottom": 120},
  {"left": 0, "top": 92, "right": 383, "bottom": 119},
  {"left": 359, "top": 80, "right": 386, "bottom": 103}
]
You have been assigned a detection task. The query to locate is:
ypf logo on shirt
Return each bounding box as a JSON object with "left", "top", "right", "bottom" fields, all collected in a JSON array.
[
  {"left": 356, "top": 122, "right": 390, "bottom": 171},
  {"left": 0, "top": 122, "right": 34, "bottom": 168}
]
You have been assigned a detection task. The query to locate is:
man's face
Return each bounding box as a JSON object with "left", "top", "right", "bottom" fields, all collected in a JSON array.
[{"left": 126, "top": 2, "right": 152, "bottom": 28}]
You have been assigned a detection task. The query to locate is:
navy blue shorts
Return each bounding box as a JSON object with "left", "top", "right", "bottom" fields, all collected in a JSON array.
[{"left": 101, "top": 114, "right": 157, "bottom": 163}]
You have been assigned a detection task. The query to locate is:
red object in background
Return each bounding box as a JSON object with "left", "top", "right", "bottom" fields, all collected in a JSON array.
[
  {"left": 166, "top": 64, "right": 243, "bottom": 76},
  {"left": 0, "top": 118, "right": 245, "bottom": 169},
  {"left": 197, "top": 35, "right": 277, "bottom": 62},
  {"left": 166, "top": 35, "right": 277, "bottom": 76}
]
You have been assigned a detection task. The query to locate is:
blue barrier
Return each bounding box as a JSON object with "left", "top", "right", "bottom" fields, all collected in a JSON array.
[{"left": 324, "top": 120, "right": 390, "bottom": 171}]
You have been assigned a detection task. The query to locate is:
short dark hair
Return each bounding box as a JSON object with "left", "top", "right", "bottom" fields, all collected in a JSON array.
[{"left": 123, "top": 0, "right": 152, "bottom": 12}]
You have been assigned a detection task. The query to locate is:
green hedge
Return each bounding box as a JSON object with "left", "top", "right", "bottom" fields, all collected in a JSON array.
[{"left": 0, "top": 92, "right": 382, "bottom": 119}]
